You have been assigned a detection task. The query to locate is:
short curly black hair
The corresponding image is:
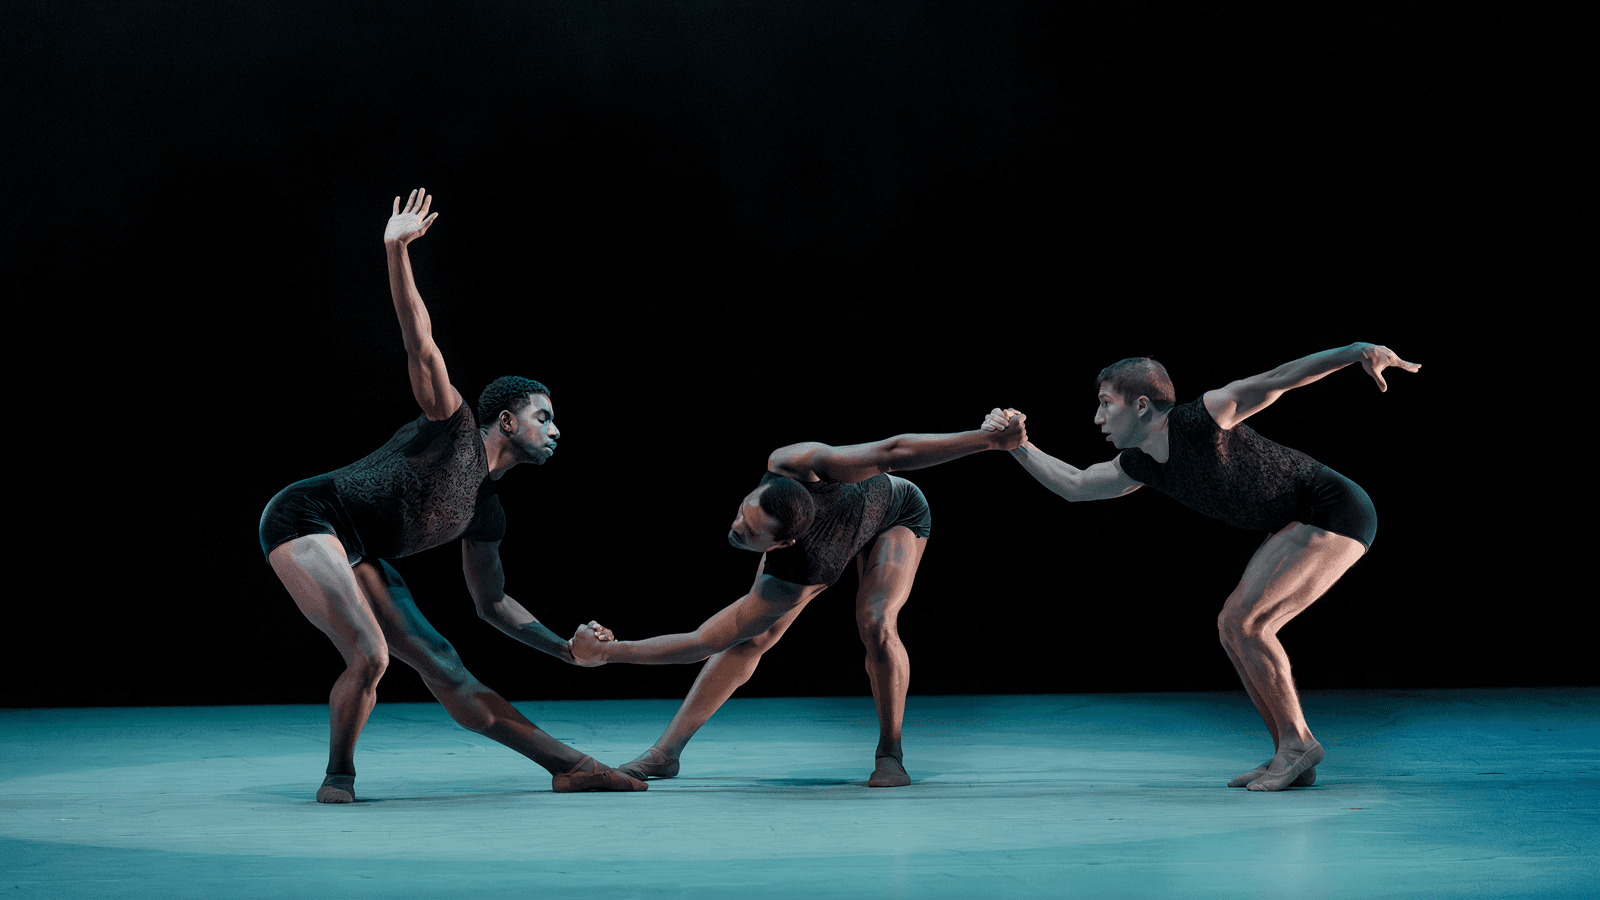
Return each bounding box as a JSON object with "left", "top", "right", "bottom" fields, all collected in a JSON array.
[
  {"left": 476, "top": 376, "right": 551, "bottom": 426},
  {"left": 758, "top": 476, "right": 817, "bottom": 542}
]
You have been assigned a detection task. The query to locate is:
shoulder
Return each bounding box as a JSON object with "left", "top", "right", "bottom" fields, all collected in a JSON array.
[
  {"left": 418, "top": 393, "right": 472, "bottom": 428},
  {"left": 1116, "top": 449, "right": 1152, "bottom": 484},
  {"left": 754, "top": 572, "right": 811, "bottom": 602},
  {"left": 767, "top": 442, "right": 828, "bottom": 483}
]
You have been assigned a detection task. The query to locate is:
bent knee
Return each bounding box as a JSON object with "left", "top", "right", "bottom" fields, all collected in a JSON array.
[
  {"left": 856, "top": 616, "right": 900, "bottom": 654},
  {"left": 347, "top": 647, "right": 390, "bottom": 686},
  {"left": 1217, "top": 607, "right": 1273, "bottom": 645}
]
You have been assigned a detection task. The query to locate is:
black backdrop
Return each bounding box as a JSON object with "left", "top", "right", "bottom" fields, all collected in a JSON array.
[{"left": 7, "top": 1, "right": 1581, "bottom": 708}]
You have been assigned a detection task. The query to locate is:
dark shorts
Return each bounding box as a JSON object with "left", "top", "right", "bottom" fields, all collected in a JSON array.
[
  {"left": 258, "top": 475, "right": 367, "bottom": 565},
  {"left": 882, "top": 476, "right": 933, "bottom": 540},
  {"left": 1295, "top": 466, "right": 1377, "bottom": 550}
]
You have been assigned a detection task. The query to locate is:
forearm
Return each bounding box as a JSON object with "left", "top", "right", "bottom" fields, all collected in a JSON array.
[
  {"left": 480, "top": 595, "right": 574, "bottom": 662},
  {"left": 1007, "top": 442, "right": 1088, "bottom": 501},
  {"left": 1266, "top": 343, "right": 1365, "bottom": 392},
  {"left": 600, "top": 633, "right": 721, "bottom": 666},
  {"left": 873, "top": 429, "right": 999, "bottom": 474},
  {"left": 384, "top": 240, "right": 436, "bottom": 355}
]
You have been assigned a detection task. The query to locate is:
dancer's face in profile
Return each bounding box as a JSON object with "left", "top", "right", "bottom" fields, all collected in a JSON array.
[
  {"left": 504, "top": 394, "right": 560, "bottom": 464},
  {"left": 1094, "top": 384, "right": 1143, "bottom": 449},
  {"left": 727, "top": 485, "right": 794, "bottom": 553}
]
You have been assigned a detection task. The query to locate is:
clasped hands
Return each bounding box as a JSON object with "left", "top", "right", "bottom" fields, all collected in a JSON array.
[
  {"left": 982, "top": 408, "right": 1027, "bottom": 442},
  {"left": 567, "top": 620, "right": 613, "bottom": 667}
]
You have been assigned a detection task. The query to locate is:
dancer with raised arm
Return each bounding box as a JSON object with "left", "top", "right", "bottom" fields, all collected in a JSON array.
[
  {"left": 983, "top": 344, "right": 1418, "bottom": 790},
  {"left": 568, "top": 417, "right": 1027, "bottom": 787},
  {"left": 259, "top": 190, "right": 645, "bottom": 801}
]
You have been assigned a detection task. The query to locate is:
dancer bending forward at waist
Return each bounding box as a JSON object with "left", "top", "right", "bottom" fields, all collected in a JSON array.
[{"left": 569, "top": 416, "right": 1026, "bottom": 787}]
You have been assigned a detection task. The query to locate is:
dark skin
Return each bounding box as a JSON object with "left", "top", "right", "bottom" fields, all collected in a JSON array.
[
  {"left": 266, "top": 190, "right": 642, "bottom": 801},
  {"left": 569, "top": 417, "right": 1026, "bottom": 787}
]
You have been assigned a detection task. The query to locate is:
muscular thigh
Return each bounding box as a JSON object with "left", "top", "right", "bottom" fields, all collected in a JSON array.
[
  {"left": 1223, "top": 522, "right": 1367, "bottom": 632},
  {"left": 352, "top": 560, "right": 470, "bottom": 682},
  {"left": 268, "top": 534, "right": 385, "bottom": 661},
  {"left": 855, "top": 527, "right": 928, "bottom": 627}
]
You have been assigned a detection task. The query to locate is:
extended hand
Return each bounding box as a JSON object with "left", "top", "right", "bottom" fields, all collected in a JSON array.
[
  {"left": 385, "top": 188, "right": 438, "bottom": 244},
  {"left": 982, "top": 407, "right": 1025, "bottom": 434},
  {"left": 1356, "top": 344, "right": 1421, "bottom": 392},
  {"left": 567, "top": 621, "right": 612, "bottom": 668}
]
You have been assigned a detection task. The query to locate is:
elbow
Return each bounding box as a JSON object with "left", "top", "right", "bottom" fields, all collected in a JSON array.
[{"left": 471, "top": 594, "right": 500, "bottom": 624}]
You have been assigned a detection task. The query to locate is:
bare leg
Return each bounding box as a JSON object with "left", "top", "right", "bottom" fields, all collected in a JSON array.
[
  {"left": 854, "top": 528, "right": 927, "bottom": 787},
  {"left": 267, "top": 535, "right": 389, "bottom": 802},
  {"left": 353, "top": 561, "right": 644, "bottom": 792},
  {"left": 1217, "top": 522, "right": 1366, "bottom": 791},
  {"left": 618, "top": 598, "right": 813, "bottom": 779}
]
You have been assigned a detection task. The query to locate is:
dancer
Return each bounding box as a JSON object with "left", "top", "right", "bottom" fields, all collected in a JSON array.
[
  {"left": 259, "top": 190, "right": 644, "bottom": 801},
  {"left": 568, "top": 418, "right": 1028, "bottom": 787},
  {"left": 984, "top": 344, "right": 1418, "bottom": 790}
]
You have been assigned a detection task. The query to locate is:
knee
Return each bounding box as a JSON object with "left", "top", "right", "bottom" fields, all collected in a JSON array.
[
  {"left": 856, "top": 612, "right": 899, "bottom": 660},
  {"left": 347, "top": 646, "right": 389, "bottom": 689},
  {"left": 1217, "top": 604, "right": 1267, "bottom": 648},
  {"left": 449, "top": 694, "right": 499, "bottom": 734}
]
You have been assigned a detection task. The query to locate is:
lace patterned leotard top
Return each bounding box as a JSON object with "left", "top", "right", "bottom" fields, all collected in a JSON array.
[{"left": 1117, "top": 399, "right": 1322, "bottom": 533}]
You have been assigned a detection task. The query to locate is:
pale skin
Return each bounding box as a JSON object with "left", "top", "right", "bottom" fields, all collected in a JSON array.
[
  {"left": 266, "top": 190, "right": 640, "bottom": 801},
  {"left": 567, "top": 418, "right": 1027, "bottom": 787},
  {"left": 984, "top": 343, "right": 1419, "bottom": 791}
]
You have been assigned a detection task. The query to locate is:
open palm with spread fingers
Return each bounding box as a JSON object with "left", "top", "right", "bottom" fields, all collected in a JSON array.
[
  {"left": 385, "top": 188, "right": 438, "bottom": 244},
  {"left": 1356, "top": 343, "right": 1421, "bottom": 392}
]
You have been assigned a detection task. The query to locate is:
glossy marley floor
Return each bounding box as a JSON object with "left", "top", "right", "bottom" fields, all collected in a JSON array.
[{"left": 1, "top": 689, "right": 1595, "bottom": 899}]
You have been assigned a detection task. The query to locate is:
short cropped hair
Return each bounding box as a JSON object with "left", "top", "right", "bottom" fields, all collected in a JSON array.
[
  {"left": 759, "top": 477, "right": 816, "bottom": 542},
  {"left": 476, "top": 376, "right": 551, "bottom": 426},
  {"left": 1096, "top": 358, "right": 1176, "bottom": 413}
]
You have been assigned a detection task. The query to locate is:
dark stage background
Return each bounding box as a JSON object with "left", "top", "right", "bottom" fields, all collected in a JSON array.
[{"left": 7, "top": 1, "right": 1580, "bottom": 708}]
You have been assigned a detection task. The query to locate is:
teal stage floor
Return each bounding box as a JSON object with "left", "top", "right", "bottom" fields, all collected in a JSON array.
[{"left": 2, "top": 690, "right": 1594, "bottom": 898}]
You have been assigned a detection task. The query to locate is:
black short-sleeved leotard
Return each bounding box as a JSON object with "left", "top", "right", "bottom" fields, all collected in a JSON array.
[
  {"left": 758, "top": 471, "right": 895, "bottom": 588},
  {"left": 1117, "top": 398, "right": 1326, "bottom": 534},
  {"left": 259, "top": 400, "right": 506, "bottom": 564}
]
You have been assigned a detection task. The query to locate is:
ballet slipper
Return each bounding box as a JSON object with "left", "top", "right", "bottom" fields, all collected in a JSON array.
[
  {"left": 552, "top": 755, "right": 648, "bottom": 793},
  {"left": 1247, "top": 741, "right": 1324, "bottom": 792},
  {"left": 868, "top": 755, "right": 911, "bottom": 788},
  {"left": 316, "top": 773, "right": 356, "bottom": 803},
  {"left": 617, "top": 747, "right": 680, "bottom": 780},
  {"left": 1229, "top": 760, "right": 1317, "bottom": 788}
]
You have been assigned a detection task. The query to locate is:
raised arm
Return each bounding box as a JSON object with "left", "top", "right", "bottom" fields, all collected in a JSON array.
[
  {"left": 568, "top": 576, "right": 819, "bottom": 666},
  {"left": 768, "top": 417, "right": 1026, "bottom": 485},
  {"left": 1203, "top": 342, "right": 1420, "bottom": 430},
  {"left": 462, "top": 539, "right": 578, "bottom": 663},
  {"left": 385, "top": 189, "right": 463, "bottom": 421}
]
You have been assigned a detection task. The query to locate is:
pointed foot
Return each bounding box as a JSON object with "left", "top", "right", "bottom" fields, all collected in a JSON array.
[
  {"left": 616, "top": 747, "right": 680, "bottom": 781},
  {"left": 553, "top": 755, "right": 648, "bottom": 793}
]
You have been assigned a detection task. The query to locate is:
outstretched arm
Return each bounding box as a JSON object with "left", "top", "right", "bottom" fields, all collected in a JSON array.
[
  {"left": 1204, "top": 342, "right": 1421, "bottom": 430},
  {"left": 983, "top": 408, "right": 1141, "bottom": 502},
  {"left": 568, "top": 576, "right": 820, "bottom": 666},
  {"left": 769, "top": 416, "right": 1027, "bottom": 484},
  {"left": 385, "top": 188, "right": 463, "bottom": 421},
  {"left": 462, "top": 539, "right": 588, "bottom": 664}
]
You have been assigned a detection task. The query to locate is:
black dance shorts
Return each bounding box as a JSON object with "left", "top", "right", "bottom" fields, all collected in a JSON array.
[
  {"left": 1295, "top": 466, "right": 1377, "bottom": 550},
  {"left": 258, "top": 474, "right": 367, "bottom": 565},
  {"left": 882, "top": 476, "right": 934, "bottom": 540}
]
